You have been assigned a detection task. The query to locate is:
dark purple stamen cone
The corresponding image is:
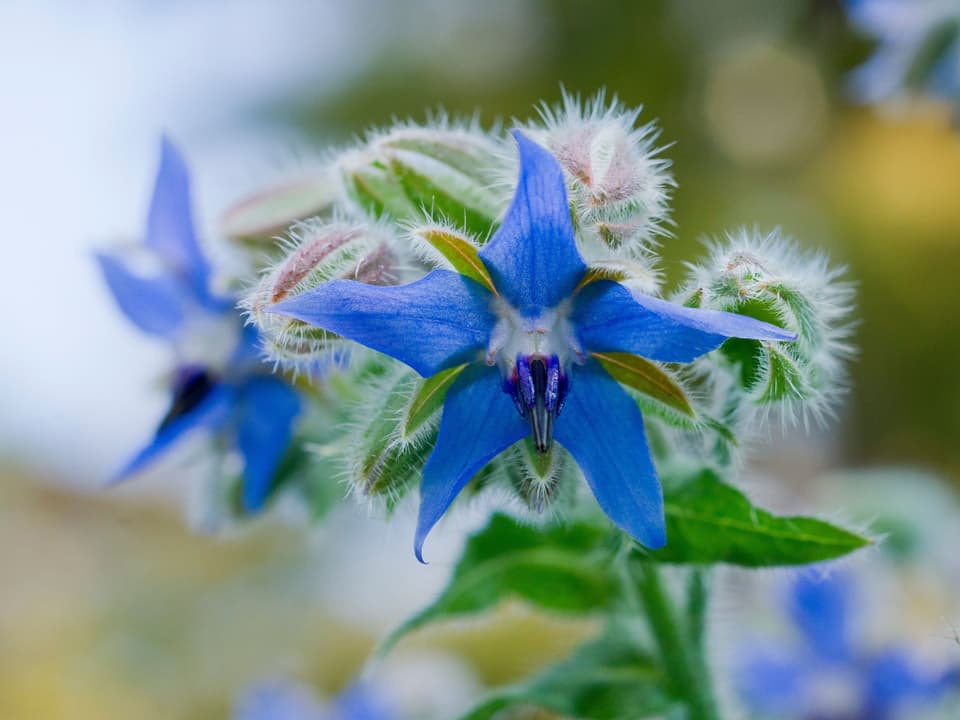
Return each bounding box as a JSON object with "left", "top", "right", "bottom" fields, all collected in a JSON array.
[{"left": 505, "top": 354, "right": 567, "bottom": 453}]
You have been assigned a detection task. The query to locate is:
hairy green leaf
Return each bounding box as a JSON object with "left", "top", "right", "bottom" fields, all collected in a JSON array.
[
  {"left": 461, "top": 626, "right": 675, "bottom": 720},
  {"left": 379, "top": 514, "right": 619, "bottom": 655},
  {"left": 652, "top": 468, "right": 871, "bottom": 566}
]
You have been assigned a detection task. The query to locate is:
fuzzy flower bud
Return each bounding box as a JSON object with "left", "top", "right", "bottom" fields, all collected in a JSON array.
[
  {"left": 243, "top": 218, "right": 401, "bottom": 371},
  {"left": 523, "top": 91, "right": 675, "bottom": 270},
  {"left": 337, "top": 119, "right": 505, "bottom": 236},
  {"left": 221, "top": 171, "right": 338, "bottom": 247},
  {"left": 679, "top": 227, "right": 855, "bottom": 426}
]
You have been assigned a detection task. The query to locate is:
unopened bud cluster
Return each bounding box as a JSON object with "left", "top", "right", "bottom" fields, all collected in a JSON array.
[{"left": 678, "top": 227, "right": 855, "bottom": 429}]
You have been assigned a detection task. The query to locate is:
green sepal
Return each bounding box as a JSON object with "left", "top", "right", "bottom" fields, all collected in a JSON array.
[
  {"left": 342, "top": 161, "right": 418, "bottom": 219},
  {"left": 401, "top": 364, "right": 465, "bottom": 443},
  {"left": 412, "top": 226, "right": 497, "bottom": 293},
  {"left": 594, "top": 351, "right": 695, "bottom": 418},
  {"left": 388, "top": 148, "right": 500, "bottom": 237}
]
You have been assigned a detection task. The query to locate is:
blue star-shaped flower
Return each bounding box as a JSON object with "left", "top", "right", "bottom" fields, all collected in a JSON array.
[
  {"left": 233, "top": 679, "right": 395, "bottom": 720},
  {"left": 97, "top": 137, "right": 301, "bottom": 512},
  {"left": 270, "top": 131, "right": 794, "bottom": 559},
  {"left": 737, "top": 570, "right": 958, "bottom": 720}
]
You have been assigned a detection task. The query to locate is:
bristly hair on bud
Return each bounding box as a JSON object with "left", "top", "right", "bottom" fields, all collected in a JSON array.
[
  {"left": 679, "top": 227, "right": 856, "bottom": 429},
  {"left": 334, "top": 112, "right": 506, "bottom": 229},
  {"left": 521, "top": 89, "right": 675, "bottom": 273},
  {"left": 241, "top": 215, "right": 403, "bottom": 374}
]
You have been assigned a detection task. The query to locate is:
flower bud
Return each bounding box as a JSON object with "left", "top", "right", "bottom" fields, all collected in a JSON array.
[
  {"left": 243, "top": 218, "right": 400, "bottom": 371},
  {"left": 338, "top": 122, "right": 504, "bottom": 237},
  {"left": 523, "top": 91, "right": 675, "bottom": 264},
  {"left": 345, "top": 366, "right": 434, "bottom": 502},
  {"left": 680, "top": 227, "right": 855, "bottom": 426},
  {"left": 221, "top": 171, "right": 338, "bottom": 245}
]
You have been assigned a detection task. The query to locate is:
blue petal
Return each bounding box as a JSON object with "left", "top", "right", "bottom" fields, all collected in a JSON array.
[
  {"left": 789, "top": 570, "right": 853, "bottom": 662},
  {"left": 147, "top": 136, "right": 210, "bottom": 293},
  {"left": 734, "top": 644, "right": 809, "bottom": 716},
  {"left": 232, "top": 679, "right": 325, "bottom": 720},
  {"left": 96, "top": 251, "right": 186, "bottom": 337},
  {"left": 478, "top": 130, "right": 586, "bottom": 313},
  {"left": 864, "top": 649, "right": 950, "bottom": 715},
  {"left": 111, "top": 382, "right": 235, "bottom": 482},
  {"left": 415, "top": 364, "right": 529, "bottom": 562},
  {"left": 236, "top": 376, "right": 302, "bottom": 512},
  {"left": 553, "top": 359, "right": 666, "bottom": 549},
  {"left": 270, "top": 270, "right": 496, "bottom": 377},
  {"left": 573, "top": 280, "right": 796, "bottom": 363},
  {"left": 332, "top": 683, "right": 397, "bottom": 720}
]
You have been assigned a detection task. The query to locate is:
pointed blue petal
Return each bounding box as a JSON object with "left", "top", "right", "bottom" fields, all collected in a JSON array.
[
  {"left": 415, "top": 364, "right": 529, "bottom": 562},
  {"left": 553, "top": 359, "right": 666, "bottom": 549},
  {"left": 270, "top": 270, "right": 496, "bottom": 377},
  {"left": 236, "top": 376, "right": 302, "bottom": 512},
  {"left": 573, "top": 280, "right": 796, "bottom": 363},
  {"left": 478, "top": 130, "right": 586, "bottom": 313},
  {"left": 111, "top": 383, "right": 235, "bottom": 482},
  {"left": 96, "top": 251, "right": 186, "bottom": 338},
  {"left": 734, "top": 644, "right": 809, "bottom": 715},
  {"left": 147, "top": 136, "right": 210, "bottom": 292},
  {"left": 789, "top": 570, "right": 853, "bottom": 663},
  {"left": 863, "top": 648, "right": 956, "bottom": 714}
]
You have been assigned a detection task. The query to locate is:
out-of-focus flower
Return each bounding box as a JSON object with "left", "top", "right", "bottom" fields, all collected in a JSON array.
[
  {"left": 268, "top": 131, "right": 794, "bottom": 560},
  {"left": 846, "top": 0, "right": 960, "bottom": 106},
  {"left": 233, "top": 679, "right": 395, "bottom": 720},
  {"left": 736, "top": 570, "right": 958, "bottom": 720},
  {"left": 96, "top": 137, "right": 301, "bottom": 512}
]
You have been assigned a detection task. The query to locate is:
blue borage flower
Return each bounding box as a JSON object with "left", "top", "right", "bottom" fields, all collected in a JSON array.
[
  {"left": 233, "top": 678, "right": 394, "bottom": 720},
  {"left": 270, "top": 131, "right": 794, "bottom": 560},
  {"left": 97, "top": 137, "right": 301, "bottom": 512},
  {"left": 737, "top": 570, "right": 958, "bottom": 720},
  {"left": 846, "top": 0, "right": 960, "bottom": 105}
]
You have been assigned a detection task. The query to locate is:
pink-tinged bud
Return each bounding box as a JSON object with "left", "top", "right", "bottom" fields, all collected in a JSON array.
[
  {"left": 270, "top": 227, "right": 363, "bottom": 303},
  {"left": 242, "top": 219, "right": 401, "bottom": 373},
  {"left": 524, "top": 91, "right": 675, "bottom": 263},
  {"left": 221, "top": 173, "right": 337, "bottom": 245}
]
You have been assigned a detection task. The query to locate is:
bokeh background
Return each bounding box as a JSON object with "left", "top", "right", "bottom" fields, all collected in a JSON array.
[{"left": 2, "top": 1, "right": 959, "bottom": 718}]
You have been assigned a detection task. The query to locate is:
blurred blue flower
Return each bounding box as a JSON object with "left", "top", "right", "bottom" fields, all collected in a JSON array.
[
  {"left": 233, "top": 679, "right": 395, "bottom": 720},
  {"left": 737, "top": 570, "right": 958, "bottom": 720},
  {"left": 846, "top": 0, "right": 960, "bottom": 105},
  {"left": 270, "top": 130, "right": 793, "bottom": 559},
  {"left": 97, "top": 137, "right": 301, "bottom": 512}
]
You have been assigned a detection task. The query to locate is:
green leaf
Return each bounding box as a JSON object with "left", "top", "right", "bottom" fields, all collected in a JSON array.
[
  {"left": 461, "top": 626, "right": 675, "bottom": 720},
  {"left": 594, "top": 351, "right": 695, "bottom": 418},
  {"left": 379, "top": 514, "right": 619, "bottom": 655},
  {"left": 412, "top": 227, "right": 497, "bottom": 293},
  {"left": 651, "top": 468, "right": 871, "bottom": 566}
]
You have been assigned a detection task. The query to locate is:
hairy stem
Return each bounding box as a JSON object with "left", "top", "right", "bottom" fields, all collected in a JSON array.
[{"left": 629, "top": 558, "right": 720, "bottom": 720}]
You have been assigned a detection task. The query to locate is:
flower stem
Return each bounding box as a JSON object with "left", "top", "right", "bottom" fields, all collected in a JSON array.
[{"left": 630, "top": 559, "right": 720, "bottom": 720}]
